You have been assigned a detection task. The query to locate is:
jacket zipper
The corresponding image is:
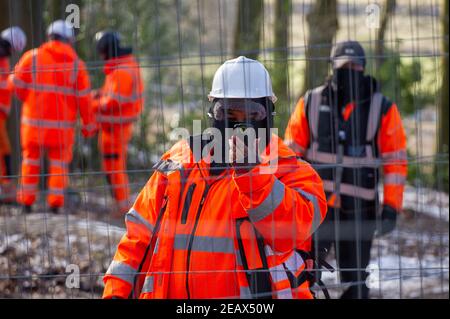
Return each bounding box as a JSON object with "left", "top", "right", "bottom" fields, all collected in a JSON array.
[
  {"left": 181, "top": 183, "right": 196, "bottom": 224},
  {"left": 130, "top": 195, "right": 168, "bottom": 298},
  {"left": 185, "top": 183, "right": 210, "bottom": 299}
]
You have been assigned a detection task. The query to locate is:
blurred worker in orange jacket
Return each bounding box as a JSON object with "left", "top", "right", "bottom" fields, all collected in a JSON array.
[
  {"left": 103, "top": 56, "right": 328, "bottom": 299},
  {"left": 0, "top": 26, "right": 27, "bottom": 203},
  {"left": 285, "top": 41, "right": 408, "bottom": 299},
  {"left": 11, "top": 20, "right": 96, "bottom": 214},
  {"left": 92, "top": 31, "right": 144, "bottom": 216}
]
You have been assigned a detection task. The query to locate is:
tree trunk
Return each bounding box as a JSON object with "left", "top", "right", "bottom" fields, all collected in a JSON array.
[
  {"left": 301, "top": 0, "right": 338, "bottom": 95},
  {"left": 233, "top": 0, "right": 263, "bottom": 59},
  {"left": 375, "top": 0, "right": 396, "bottom": 70},
  {"left": 437, "top": 0, "right": 449, "bottom": 192},
  {"left": 272, "top": 0, "right": 291, "bottom": 104}
]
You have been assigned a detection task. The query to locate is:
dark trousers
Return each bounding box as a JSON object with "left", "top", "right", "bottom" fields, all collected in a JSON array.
[{"left": 314, "top": 206, "right": 376, "bottom": 299}]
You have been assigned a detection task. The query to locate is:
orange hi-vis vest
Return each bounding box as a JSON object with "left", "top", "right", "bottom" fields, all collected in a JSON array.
[
  {"left": 285, "top": 81, "right": 407, "bottom": 212},
  {"left": 0, "top": 57, "right": 12, "bottom": 119},
  {"left": 11, "top": 40, "right": 96, "bottom": 146},
  {"left": 92, "top": 54, "right": 143, "bottom": 129},
  {"left": 103, "top": 135, "right": 327, "bottom": 299}
]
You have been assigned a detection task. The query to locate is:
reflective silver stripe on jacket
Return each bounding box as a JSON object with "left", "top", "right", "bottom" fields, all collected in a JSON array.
[
  {"left": 141, "top": 276, "right": 154, "bottom": 293},
  {"left": 283, "top": 251, "right": 305, "bottom": 275},
  {"left": 381, "top": 149, "right": 408, "bottom": 164},
  {"left": 307, "top": 85, "right": 326, "bottom": 140},
  {"left": 284, "top": 139, "right": 306, "bottom": 155},
  {"left": 247, "top": 178, "right": 285, "bottom": 223},
  {"left": 106, "top": 260, "right": 138, "bottom": 285},
  {"left": 0, "top": 80, "right": 8, "bottom": 89},
  {"left": 173, "top": 234, "right": 235, "bottom": 254},
  {"left": 97, "top": 114, "right": 139, "bottom": 124},
  {"left": 264, "top": 245, "right": 293, "bottom": 299},
  {"left": 306, "top": 142, "right": 381, "bottom": 168},
  {"left": 105, "top": 92, "right": 143, "bottom": 104},
  {"left": 48, "top": 187, "right": 65, "bottom": 196},
  {"left": 322, "top": 180, "right": 376, "bottom": 200},
  {"left": 23, "top": 158, "right": 41, "bottom": 167},
  {"left": 13, "top": 77, "right": 88, "bottom": 97},
  {"left": 240, "top": 286, "right": 253, "bottom": 299},
  {"left": 125, "top": 208, "right": 154, "bottom": 232},
  {"left": 49, "top": 159, "right": 68, "bottom": 169},
  {"left": 366, "top": 93, "right": 383, "bottom": 141},
  {"left": 0, "top": 103, "right": 10, "bottom": 115},
  {"left": 22, "top": 118, "right": 76, "bottom": 129},
  {"left": 384, "top": 173, "right": 406, "bottom": 185},
  {"left": 294, "top": 188, "right": 322, "bottom": 235}
]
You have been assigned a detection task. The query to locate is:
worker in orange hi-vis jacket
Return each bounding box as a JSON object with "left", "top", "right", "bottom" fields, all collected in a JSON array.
[
  {"left": 92, "top": 31, "right": 144, "bottom": 216},
  {"left": 284, "top": 41, "right": 408, "bottom": 299},
  {"left": 103, "top": 56, "right": 328, "bottom": 300},
  {"left": 0, "top": 26, "right": 27, "bottom": 203},
  {"left": 11, "top": 20, "right": 96, "bottom": 214}
]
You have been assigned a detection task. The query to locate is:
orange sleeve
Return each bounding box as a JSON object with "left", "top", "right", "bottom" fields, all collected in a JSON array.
[
  {"left": 0, "top": 58, "right": 12, "bottom": 119},
  {"left": 377, "top": 103, "right": 408, "bottom": 212},
  {"left": 284, "top": 97, "right": 310, "bottom": 157},
  {"left": 103, "top": 171, "right": 167, "bottom": 299},
  {"left": 10, "top": 50, "right": 34, "bottom": 102},
  {"left": 96, "top": 69, "right": 133, "bottom": 113},
  {"left": 74, "top": 61, "right": 96, "bottom": 137},
  {"left": 233, "top": 157, "right": 327, "bottom": 253}
]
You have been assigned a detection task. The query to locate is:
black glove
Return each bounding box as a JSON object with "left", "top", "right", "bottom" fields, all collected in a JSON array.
[{"left": 377, "top": 205, "right": 398, "bottom": 236}]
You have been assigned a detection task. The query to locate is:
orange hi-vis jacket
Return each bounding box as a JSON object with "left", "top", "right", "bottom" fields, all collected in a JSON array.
[
  {"left": 285, "top": 82, "right": 407, "bottom": 212},
  {"left": 92, "top": 54, "right": 143, "bottom": 129},
  {"left": 11, "top": 40, "right": 96, "bottom": 146},
  {"left": 103, "top": 135, "right": 327, "bottom": 299},
  {"left": 0, "top": 57, "right": 12, "bottom": 119},
  {"left": 92, "top": 54, "right": 144, "bottom": 210}
]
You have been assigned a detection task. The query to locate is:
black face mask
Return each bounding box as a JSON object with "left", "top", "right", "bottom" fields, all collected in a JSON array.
[
  {"left": 208, "top": 98, "right": 274, "bottom": 167},
  {"left": 332, "top": 68, "right": 364, "bottom": 107}
]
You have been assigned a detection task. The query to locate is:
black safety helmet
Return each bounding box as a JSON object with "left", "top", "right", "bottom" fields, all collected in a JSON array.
[{"left": 95, "top": 30, "right": 132, "bottom": 60}]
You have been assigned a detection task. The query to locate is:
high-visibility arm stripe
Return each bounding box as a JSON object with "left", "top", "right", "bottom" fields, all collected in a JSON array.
[
  {"left": 22, "top": 158, "right": 41, "bottom": 167},
  {"left": 0, "top": 103, "right": 11, "bottom": 115},
  {"left": 141, "top": 276, "right": 154, "bottom": 293},
  {"left": 381, "top": 149, "right": 408, "bottom": 162},
  {"left": 384, "top": 173, "right": 407, "bottom": 185},
  {"left": 284, "top": 139, "right": 307, "bottom": 156},
  {"left": 294, "top": 188, "right": 322, "bottom": 235},
  {"left": 96, "top": 114, "right": 139, "bottom": 124},
  {"left": 49, "top": 159, "right": 69, "bottom": 169},
  {"left": 105, "top": 260, "right": 138, "bottom": 286},
  {"left": 12, "top": 77, "right": 89, "bottom": 97},
  {"left": 173, "top": 234, "right": 235, "bottom": 254},
  {"left": 247, "top": 178, "right": 285, "bottom": 223},
  {"left": 125, "top": 208, "right": 154, "bottom": 233},
  {"left": 22, "top": 118, "right": 76, "bottom": 129}
]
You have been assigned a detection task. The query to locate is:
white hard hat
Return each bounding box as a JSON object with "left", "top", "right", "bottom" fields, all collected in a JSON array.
[
  {"left": 47, "top": 20, "right": 75, "bottom": 41},
  {"left": 208, "top": 56, "right": 277, "bottom": 103},
  {"left": 1, "top": 26, "right": 27, "bottom": 52}
]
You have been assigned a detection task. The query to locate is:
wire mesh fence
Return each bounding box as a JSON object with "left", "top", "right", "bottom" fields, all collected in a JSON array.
[{"left": 0, "top": 0, "right": 448, "bottom": 299}]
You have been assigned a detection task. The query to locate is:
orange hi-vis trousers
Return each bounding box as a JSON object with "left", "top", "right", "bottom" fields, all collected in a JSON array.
[
  {"left": 17, "top": 140, "right": 73, "bottom": 208},
  {"left": 99, "top": 124, "right": 133, "bottom": 213}
]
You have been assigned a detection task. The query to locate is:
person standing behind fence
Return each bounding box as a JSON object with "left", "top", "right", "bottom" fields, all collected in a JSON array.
[
  {"left": 103, "top": 56, "right": 327, "bottom": 299},
  {"left": 92, "top": 31, "right": 144, "bottom": 216},
  {"left": 11, "top": 20, "right": 96, "bottom": 214},
  {"left": 0, "top": 26, "right": 26, "bottom": 204},
  {"left": 284, "top": 41, "right": 408, "bottom": 298}
]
